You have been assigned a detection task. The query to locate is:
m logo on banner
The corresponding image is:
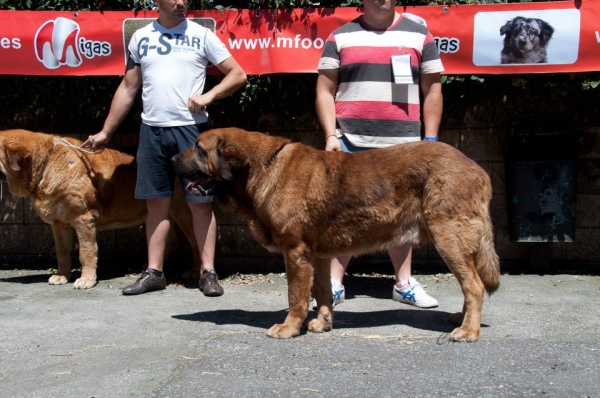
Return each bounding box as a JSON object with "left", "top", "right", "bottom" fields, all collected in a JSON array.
[{"left": 34, "top": 17, "right": 82, "bottom": 69}]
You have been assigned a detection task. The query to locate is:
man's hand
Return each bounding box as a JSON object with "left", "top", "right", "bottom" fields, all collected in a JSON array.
[
  {"left": 325, "top": 135, "right": 342, "bottom": 152},
  {"left": 188, "top": 93, "right": 213, "bottom": 114},
  {"left": 81, "top": 131, "right": 110, "bottom": 152}
]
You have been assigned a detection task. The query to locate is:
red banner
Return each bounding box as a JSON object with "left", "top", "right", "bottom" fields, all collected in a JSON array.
[{"left": 0, "top": 1, "right": 598, "bottom": 76}]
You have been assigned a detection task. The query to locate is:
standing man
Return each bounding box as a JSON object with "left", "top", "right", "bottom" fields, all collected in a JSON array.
[
  {"left": 316, "top": 1, "right": 443, "bottom": 308},
  {"left": 84, "top": 0, "right": 247, "bottom": 296}
]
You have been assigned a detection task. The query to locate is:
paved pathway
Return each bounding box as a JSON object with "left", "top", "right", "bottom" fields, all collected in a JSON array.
[{"left": 0, "top": 270, "right": 598, "bottom": 397}]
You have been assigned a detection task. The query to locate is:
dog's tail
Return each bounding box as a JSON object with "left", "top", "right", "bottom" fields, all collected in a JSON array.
[{"left": 474, "top": 213, "right": 501, "bottom": 295}]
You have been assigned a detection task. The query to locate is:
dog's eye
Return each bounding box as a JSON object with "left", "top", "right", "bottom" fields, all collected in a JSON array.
[{"left": 196, "top": 143, "right": 207, "bottom": 159}]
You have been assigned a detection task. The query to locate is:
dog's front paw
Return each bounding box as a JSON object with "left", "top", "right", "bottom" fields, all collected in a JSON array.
[
  {"left": 307, "top": 317, "right": 332, "bottom": 334},
  {"left": 73, "top": 277, "right": 97, "bottom": 289},
  {"left": 266, "top": 323, "right": 300, "bottom": 339},
  {"left": 449, "top": 326, "right": 479, "bottom": 342},
  {"left": 48, "top": 275, "right": 69, "bottom": 285}
]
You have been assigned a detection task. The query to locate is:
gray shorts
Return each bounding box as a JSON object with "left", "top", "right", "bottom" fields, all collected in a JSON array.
[{"left": 135, "top": 123, "right": 211, "bottom": 203}]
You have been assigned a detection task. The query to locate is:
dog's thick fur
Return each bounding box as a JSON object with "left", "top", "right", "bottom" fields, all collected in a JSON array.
[
  {"left": 0, "top": 129, "right": 200, "bottom": 288},
  {"left": 173, "top": 128, "right": 501, "bottom": 342},
  {"left": 500, "top": 16, "right": 554, "bottom": 64}
]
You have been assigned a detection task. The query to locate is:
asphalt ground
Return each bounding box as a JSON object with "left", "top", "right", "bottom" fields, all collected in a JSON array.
[{"left": 0, "top": 270, "right": 599, "bottom": 397}]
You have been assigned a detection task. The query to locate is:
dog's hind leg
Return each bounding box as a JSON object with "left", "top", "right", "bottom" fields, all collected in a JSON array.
[
  {"left": 308, "top": 257, "right": 333, "bottom": 334},
  {"left": 429, "top": 228, "right": 485, "bottom": 342},
  {"left": 267, "top": 243, "right": 313, "bottom": 339},
  {"left": 48, "top": 222, "right": 75, "bottom": 285},
  {"left": 447, "top": 255, "right": 484, "bottom": 342}
]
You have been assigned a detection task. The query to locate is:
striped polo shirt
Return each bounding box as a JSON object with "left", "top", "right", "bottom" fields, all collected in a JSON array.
[{"left": 318, "top": 14, "right": 444, "bottom": 148}]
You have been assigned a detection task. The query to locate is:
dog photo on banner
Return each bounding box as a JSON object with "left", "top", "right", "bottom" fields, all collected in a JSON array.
[{"left": 472, "top": 9, "right": 580, "bottom": 66}]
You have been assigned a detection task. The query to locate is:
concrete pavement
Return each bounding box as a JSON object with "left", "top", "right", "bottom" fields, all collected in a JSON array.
[{"left": 0, "top": 269, "right": 599, "bottom": 397}]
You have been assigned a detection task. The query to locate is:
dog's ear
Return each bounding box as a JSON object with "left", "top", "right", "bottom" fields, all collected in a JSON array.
[
  {"left": 538, "top": 19, "right": 554, "bottom": 44},
  {"left": 6, "top": 143, "right": 30, "bottom": 172},
  {"left": 217, "top": 140, "right": 249, "bottom": 181},
  {"left": 500, "top": 20, "right": 513, "bottom": 36}
]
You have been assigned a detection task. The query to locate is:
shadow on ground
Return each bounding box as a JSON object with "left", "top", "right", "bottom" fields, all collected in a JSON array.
[
  {"left": 0, "top": 273, "right": 50, "bottom": 284},
  {"left": 171, "top": 307, "right": 464, "bottom": 335}
]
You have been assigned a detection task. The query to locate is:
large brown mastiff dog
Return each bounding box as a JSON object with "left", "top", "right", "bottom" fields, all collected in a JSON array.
[
  {"left": 173, "top": 127, "right": 500, "bottom": 342},
  {"left": 0, "top": 129, "right": 200, "bottom": 289}
]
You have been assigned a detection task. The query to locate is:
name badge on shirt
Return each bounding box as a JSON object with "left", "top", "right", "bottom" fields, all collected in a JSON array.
[{"left": 391, "top": 55, "right": 414, "bottom": 84}]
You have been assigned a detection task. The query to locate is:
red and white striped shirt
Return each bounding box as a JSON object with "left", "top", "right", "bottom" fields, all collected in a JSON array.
[{"left": 318, "top": 14, "right": 444, "bottom": 148}]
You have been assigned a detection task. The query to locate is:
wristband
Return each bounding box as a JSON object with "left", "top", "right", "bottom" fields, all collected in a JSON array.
[
  {"left": 325, "top": 134, "right": 337, "bottom": 140},
  {"left": 424, "top": 136, "right": 439, "bottom": 141}
]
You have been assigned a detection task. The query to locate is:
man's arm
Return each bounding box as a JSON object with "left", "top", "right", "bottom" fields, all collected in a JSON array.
[
  {"left": 420, "top": 72, "right": 443, "bottom": 140},
  {"left": 188, "top": 57, "right": 247, "bottom": 113},
  {"left": 83, "top": 62, "right": 142, "bottom": 150},
  {"left": 316, "top": 68, "right": 340, "bottom": 151}
]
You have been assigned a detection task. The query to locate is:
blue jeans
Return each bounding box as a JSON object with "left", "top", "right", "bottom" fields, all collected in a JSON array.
[{"left": 338, "top": 134, "right": 371, "bottom": 153}]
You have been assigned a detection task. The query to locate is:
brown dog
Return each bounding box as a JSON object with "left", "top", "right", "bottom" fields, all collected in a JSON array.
[
  {"left": 0, "top": 129, "right": 200, "bottom": 289},
  {"left": 173, "top": 128, "right": 500, "bottom": 342}
]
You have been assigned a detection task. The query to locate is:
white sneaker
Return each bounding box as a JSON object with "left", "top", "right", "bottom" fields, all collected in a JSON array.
[
  {"left": 392, "top": 277, "right": 438, "bottom": 308},
  {"left": 331, "top": 282, "right": 345, "bottom": 307}
]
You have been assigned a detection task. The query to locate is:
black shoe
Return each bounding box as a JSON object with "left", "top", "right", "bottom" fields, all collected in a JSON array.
[
  {"left": 199, "top": 269, "right": 224, "bottom": 297},
  {"left": 122, "top": 270, "right": 166, "bottom": 295}
]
